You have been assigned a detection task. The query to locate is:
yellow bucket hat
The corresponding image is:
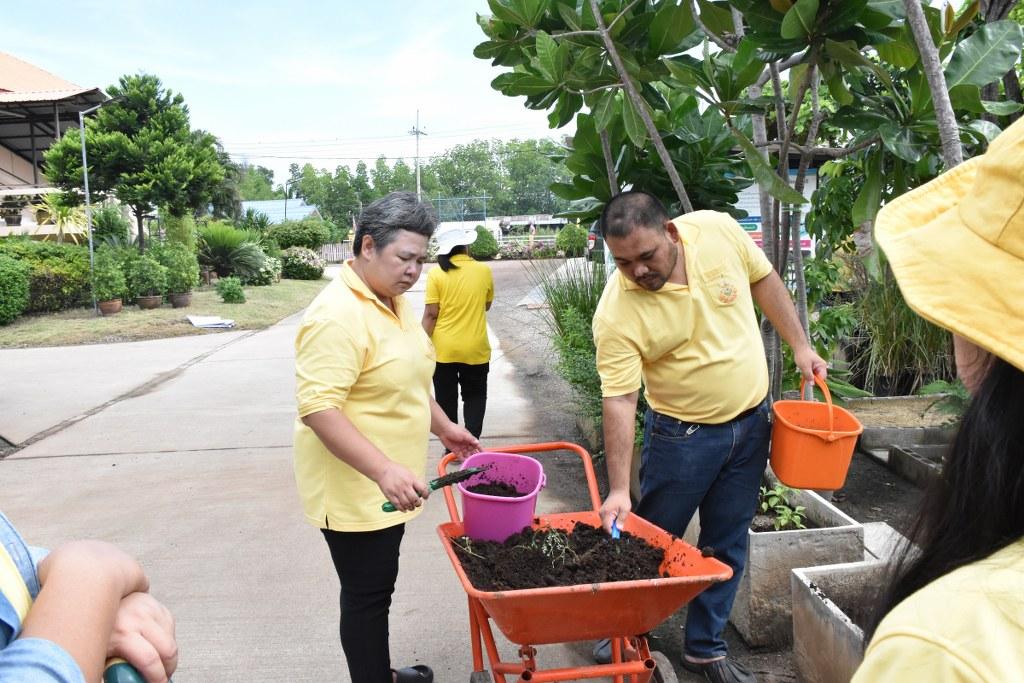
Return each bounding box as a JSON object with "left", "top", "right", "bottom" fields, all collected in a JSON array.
[{"left": 875, "top": 117, "right": 1024, "bottom": 373}]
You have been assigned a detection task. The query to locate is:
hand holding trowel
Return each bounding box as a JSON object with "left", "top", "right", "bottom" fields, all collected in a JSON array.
[{"left": 381, "top": 465, "right": 489, "bottom": 512}]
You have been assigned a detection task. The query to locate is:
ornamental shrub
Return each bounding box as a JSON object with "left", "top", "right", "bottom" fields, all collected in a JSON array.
[
  {"left": 126, "top": 254, "right": 167, "bottom": 297},
  {"left": 498, "top": 240, "right": 528, "bottom": 260},
  {"left": 198, "top": 222, "right": 265, "bottom": 279},
  {"left": 241, "top": 252, "right": 281, "bottom": 286},
  {"left": 469, "top": 226, "right": 498, "bottom": 260},
  {"left": 555, "top": 223, "right": 587, "bottom": 257},
  {"left": 153, "top": 242, "right": 200, "bottom": 293},
  {"left": 281, "top": 246, "right": 325, "bottom": 280},
  {"left": 216, "top": 276, "right": 245, "bottom": 303},
  {"left": 91, "top": 205, "right": 131, "bottom": 244},
  {"left": 0, "top": 254, "right": 30, "bottom": 324},
  {"left": 91, "top": 251, "right": 127, "bottom": 302},
  {"left": 269, "top": 218, "right": 330, "bottom": 250}
]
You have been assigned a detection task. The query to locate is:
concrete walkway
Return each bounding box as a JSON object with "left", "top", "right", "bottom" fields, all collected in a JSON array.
[{"left": 0, "top": 268, "right": 600, "bottom": 681}]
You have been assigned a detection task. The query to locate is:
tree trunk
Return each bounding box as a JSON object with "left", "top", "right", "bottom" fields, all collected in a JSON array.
[
  {"left": 590, "top": 0, "right": 694, "bottom": 213},
  {"left": 600, "top": 129, "right": 620, "bottom": 197},
  {"left": 904, "top": 0, "right": 964, "bottom": 168},
  {"left": 1004, "top": 69, "right": 1023, "bottom": 124},
  {"left": 135, "top": 207, "right": 146, "bottom": 253}
]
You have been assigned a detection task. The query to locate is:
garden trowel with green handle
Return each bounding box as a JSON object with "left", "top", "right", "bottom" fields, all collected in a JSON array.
[{"left": 381, "top": 466, "right": 489, "bottom": 512}]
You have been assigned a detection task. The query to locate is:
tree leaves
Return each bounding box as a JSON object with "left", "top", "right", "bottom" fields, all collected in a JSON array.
[
  {"left": 852, "top": 151, "right": 883, "bottom": 228},
  {"left": 622, "top": 95, "right": 648, "bottom": 148},
  {"left": 649, "top": 1, "right": 697, "bottom": 55},
  {"left": 781, "top": 0, "right": 819, "bottom": 40},
  {"left": 944, "top": 20, "right": 1024, "bottom": 91},
  {"left": 732, "top": 133, "right": 808, "bottom": 205}
]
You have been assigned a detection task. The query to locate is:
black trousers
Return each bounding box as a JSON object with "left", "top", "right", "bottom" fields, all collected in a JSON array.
[
  {"left": 433, "top": 362, "right": 490, "bottom": 438},
  {"left": 322, "top": 524, "right": 405, "bottom": 683}
]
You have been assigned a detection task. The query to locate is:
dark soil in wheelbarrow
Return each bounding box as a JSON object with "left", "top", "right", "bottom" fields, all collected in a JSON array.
[{"left": 452, "top": 521, "right": 665, "bottom": 591}]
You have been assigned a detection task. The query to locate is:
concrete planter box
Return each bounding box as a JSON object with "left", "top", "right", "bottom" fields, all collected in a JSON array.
[
  {"left": 683, "top": 483, "right": 864, "bottom": 647},
  {"left": 844, "top": 396, "right": 956, "bottom": 455},
  {"left": 791, "top": 560, "right": 887, "bottom": 683},
  {"left": 888, "top": 443, "right": 949, "bottom": 488}
]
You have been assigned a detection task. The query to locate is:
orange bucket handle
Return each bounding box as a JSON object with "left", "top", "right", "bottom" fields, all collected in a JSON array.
[{"left": 801, "top": 374, "right": 836, "bottom": 438}]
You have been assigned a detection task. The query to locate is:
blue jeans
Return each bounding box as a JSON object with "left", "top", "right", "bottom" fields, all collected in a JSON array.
[{"left": 635, "top": 400, "right": 770, "bottom": 659}]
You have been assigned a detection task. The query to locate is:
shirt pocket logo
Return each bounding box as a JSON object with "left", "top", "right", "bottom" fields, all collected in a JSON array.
[{"left": 701, "top": 266, "right": 739, "bottom": 306}]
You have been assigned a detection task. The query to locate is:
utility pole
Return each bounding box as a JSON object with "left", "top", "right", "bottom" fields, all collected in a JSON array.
[{"left": 408, "top": 110, "right": 427, "bottom": 201}]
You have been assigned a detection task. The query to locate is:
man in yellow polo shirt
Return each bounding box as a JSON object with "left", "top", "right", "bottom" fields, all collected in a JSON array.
[{"left": 593, "top": 191, "right": 826, "bottom": 683}]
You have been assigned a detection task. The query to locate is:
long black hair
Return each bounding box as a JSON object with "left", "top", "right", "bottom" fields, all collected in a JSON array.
[
  {"left": 868, "top": 356, "right": 1024, "bottom": 638},
  {"left": 437, "top": 245, "right": 469, "bottom": 272}
]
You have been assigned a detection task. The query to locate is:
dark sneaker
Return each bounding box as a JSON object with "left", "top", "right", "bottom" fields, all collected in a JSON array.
[
  {"left": 592, "top": 638, "right": 612, "bottom": 664},
  {"left": 681, "top": 656, "right": 756, "bottom": 683}
]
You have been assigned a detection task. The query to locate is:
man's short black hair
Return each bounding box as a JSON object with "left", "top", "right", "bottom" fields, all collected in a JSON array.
[{"left": 599, "top": 191, "right": 669, "bottom": 239}]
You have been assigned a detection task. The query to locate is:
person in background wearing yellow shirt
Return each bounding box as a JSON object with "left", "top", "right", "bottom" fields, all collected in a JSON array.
[
  {"left": 591, "top": 191, "right": 826, "bottom": 683},
  {"left": 294, "top": 192, "right": 479, "bottom": 683},
  {"left": 422, "top": 225, "right": 494, "bottom": 439},
  {"left": 852, "top": 116, "right": 1024, "bottom": 683}
]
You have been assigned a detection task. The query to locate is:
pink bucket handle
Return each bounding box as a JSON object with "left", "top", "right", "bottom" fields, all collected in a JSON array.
[{"left": 799, "top": 374, "right": 836, "bottom": 439}]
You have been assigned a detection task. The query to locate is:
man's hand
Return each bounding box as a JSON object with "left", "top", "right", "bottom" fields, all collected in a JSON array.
[
  {"left": 374, "top": 460, "right": 430, "bottom": 512},
  {"left": 599, "top": 490, "right": 632, "bottom": 535},
  {"left": 439, "top": 423, "right": 480, "bottom": 461},
  {"left": 794, "top": 345, "right": 828, "bottom": 383},
  {"left": 106, "top": 592, "right": 178, "bottom": 683}
]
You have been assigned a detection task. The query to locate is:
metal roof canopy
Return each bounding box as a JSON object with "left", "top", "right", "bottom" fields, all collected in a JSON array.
[{"left": 0, "top": 88, "right": 106, "bottom": 188}]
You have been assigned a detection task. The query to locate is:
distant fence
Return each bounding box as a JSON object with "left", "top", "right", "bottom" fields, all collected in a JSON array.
[{"left": 319, "top": 242, "right": 352, "bottom": 263}]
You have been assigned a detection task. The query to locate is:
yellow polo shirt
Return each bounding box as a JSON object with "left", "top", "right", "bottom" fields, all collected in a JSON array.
[
  {"left": 424, "top": 255, "right": 494, "bottom": 365},
  {"left": 294, "top": 262, "right": 435, "bottom": 531},
  {"left": 853, "top": 540, "right": 1024, "bottom": 682},
  {"left": 593, "top": 211, "right": 773, "bottom": 424}
]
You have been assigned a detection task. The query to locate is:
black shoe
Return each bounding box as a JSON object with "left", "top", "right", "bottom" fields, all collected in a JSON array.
[
  {"left": 681, "top": 656, "right": 756, "bottom": 683},
  {"left": 392, "top": 665, "right": 433, "bottom": 683}
]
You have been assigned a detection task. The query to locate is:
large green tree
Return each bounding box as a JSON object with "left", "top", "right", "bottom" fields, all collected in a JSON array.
[
  {"left": 238, "top": 164, "right": 283, "bottom": 200},
  {"left": 45, "top": 73, "right": 225, "bottom": 251}
]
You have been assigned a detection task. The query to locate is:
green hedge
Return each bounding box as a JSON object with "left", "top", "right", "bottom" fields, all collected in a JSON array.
[
  {"left": 269, "top": 218, "right": 330, "bottom": 250},
  {"left": 469, "top": 226, "right": 498, "bottom": 260},
  {"left": 0, "top": 239, "right": 91, "bottom": 312},
  {"left": 0, "top": 254, "right": 30, "bottom": 324}
]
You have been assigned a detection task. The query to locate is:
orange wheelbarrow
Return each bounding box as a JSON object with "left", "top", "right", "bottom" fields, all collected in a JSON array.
[{"left": 436, "top": 441, "right": 732, "bottom": 683}]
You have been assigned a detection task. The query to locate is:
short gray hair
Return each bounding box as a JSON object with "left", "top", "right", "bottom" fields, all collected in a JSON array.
[{"left": 354, "top": 192, "right": 437, "bottom": 256}]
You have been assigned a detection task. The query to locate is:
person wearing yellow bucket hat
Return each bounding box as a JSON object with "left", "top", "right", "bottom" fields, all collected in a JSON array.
[{"left": 852, "top": 118, "right": 1024, "bottom": 681}]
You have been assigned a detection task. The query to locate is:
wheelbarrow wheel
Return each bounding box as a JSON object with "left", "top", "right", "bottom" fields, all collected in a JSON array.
[
  {"left": 650, "top": 651, "right": 678, "bottom": 683},
  {"left": 469, "top": 671, "right": 493, "bottom": 683}
]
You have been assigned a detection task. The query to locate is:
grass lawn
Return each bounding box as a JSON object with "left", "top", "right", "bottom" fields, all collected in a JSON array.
[{"left": 0, "top": 277, "right": 330, "bottom": 348}]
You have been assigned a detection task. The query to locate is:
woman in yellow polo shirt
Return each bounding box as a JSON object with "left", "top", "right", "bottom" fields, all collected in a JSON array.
[
  {"left": 294, "top": 192, "right": 479, "bottom": 683},
  {"left": 421, "top": 226, "right": 495, "bottom": 439},
  {"left": 852, "top": 118, "right": 1024, "bottom": 681}
]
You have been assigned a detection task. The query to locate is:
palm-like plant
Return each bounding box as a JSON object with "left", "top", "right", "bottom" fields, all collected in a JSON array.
[
  {"left": 32, "top": 193, "right": 85, "bottom": 244},
  {"left": 198, "top": 221, "right": 266, "bottom": 280}
]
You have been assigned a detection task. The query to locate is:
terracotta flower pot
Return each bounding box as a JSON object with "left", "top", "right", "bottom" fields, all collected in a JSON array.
[
  {"left": 98, "top": 299, "right": 122, "bottom": 316},
  {"left": 169, "top": 292, "right": 192, "bottom": 308},
  {"left": 136, "top": 295, "right": 163, "bottom": 310}
]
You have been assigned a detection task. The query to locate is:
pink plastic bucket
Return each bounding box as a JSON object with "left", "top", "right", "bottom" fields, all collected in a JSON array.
[{"left": 458, "top": 451, "right": 546, "bottom": 542}]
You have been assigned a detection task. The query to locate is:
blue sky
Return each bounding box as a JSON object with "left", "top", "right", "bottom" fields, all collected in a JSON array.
[{"left": 6, "top": 1, "right": 566, "bottom": 185}]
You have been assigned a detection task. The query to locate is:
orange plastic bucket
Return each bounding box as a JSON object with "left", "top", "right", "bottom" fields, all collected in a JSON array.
[{"left": 770, "top": 375, "right": 864, "bottom": 490}]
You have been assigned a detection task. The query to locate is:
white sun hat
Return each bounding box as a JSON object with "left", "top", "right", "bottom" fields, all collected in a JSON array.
[{"left": 434, "top": 225, "right": 479, "bottom": 255}]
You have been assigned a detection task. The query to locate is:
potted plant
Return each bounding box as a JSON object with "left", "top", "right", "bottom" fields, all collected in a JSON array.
[
  {"left": 1, "top": 195, "right": 26, "bottom": 227},
  {"left": 156, "top": 243, "right": 200, "bottom": 308},
  {"left": 127, "top": 254, "right": 167, "bottom": 309},
  {"left": 92, "top": 252, "right": 126, "bottom": 315}
]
